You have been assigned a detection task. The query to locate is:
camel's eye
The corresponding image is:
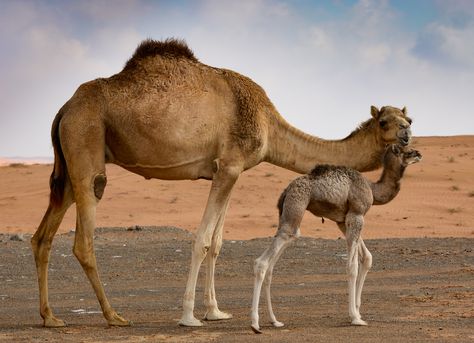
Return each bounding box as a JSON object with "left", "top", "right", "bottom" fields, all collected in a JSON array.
[
  {"left": 379, "top": 120, "right": 387, "bottom": 129},
  {"left": 406, "top": 117, "right": 412, "bottom": 125}
]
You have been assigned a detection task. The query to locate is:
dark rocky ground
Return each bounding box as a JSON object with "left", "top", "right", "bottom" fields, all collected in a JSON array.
[{"left": 0, "top": 227, "right": 473, "bottom": 342}]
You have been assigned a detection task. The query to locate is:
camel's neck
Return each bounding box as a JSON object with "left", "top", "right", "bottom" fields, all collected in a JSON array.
[
  {"left": 264, "top": 114, "right": 384, "bottom": 174},
  {"left": 370, "top": 163, "right": 406, "bottom": 205}
]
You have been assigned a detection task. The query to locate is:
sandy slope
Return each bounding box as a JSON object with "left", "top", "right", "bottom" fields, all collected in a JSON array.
[{"left": 0, "top": 136, "right": 473, "bottom": 240}]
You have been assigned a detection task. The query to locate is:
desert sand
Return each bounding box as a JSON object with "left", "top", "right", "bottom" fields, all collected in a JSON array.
[{"left": 0, "top": 136, "right": 473, "bottom": 240}]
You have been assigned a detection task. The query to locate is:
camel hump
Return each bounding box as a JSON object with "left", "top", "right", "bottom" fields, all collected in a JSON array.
[
  {"left": 309, "top": 164, "right": 363, "bottom": 186},
  {"left": 124, "top": 38, "right": 198, "bottom": 69}
]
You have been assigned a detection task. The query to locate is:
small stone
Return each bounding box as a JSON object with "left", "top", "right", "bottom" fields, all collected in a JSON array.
[
  {"left": 10, "top": 234, "right": 25, "bottom": 242},
  {"left": 127, "top": 225, "right": 142, "bottom": 231}
]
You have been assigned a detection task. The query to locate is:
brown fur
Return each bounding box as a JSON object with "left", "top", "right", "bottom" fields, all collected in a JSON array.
[{"left": 124, "top": 38, "right": 198, "bottom": 70}]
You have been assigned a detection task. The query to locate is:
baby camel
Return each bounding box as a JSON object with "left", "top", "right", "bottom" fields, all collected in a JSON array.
[{"left": 251, "top": 144, "right": 422, "bottom": 333}]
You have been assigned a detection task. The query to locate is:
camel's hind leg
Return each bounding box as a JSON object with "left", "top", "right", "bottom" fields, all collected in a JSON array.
[
  {"left": 251, "top": 226, "right": 299, "bottom": 333},
  {"left": 31, "top": 182, "right": 74, "bottom": 327},
  {"left": 69, "top": 171, "right": 130, "bottom": 326},
  {"left": 60, "top": 109, "right": 130, "bottom": 326}
]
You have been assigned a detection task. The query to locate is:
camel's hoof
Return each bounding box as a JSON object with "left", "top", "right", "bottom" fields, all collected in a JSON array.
[
  {"left": 107, "top": 312, "right": 132, "bottom": 327},
  {"left": 178, "top": 316, "right": 203, "bottom": 327},
  {"left": 272, "top": 320, "right": 284, "bottom": 328},
  {"left": 351, "top": 318, "right": 368, "bottom": 326},
  {"left": 44, "top": 316, "right": 67, "bottom": 328},
  {"left": 251, "top": 325, "right": 263, "bottom": 334},
  {"left": 203, "top": 309, "right": 233, "bottom": 321}
]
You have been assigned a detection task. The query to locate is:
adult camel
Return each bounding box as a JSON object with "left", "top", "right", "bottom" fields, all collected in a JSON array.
[{"left": 31, "top": 38, "right": 412, "bottom": 327}]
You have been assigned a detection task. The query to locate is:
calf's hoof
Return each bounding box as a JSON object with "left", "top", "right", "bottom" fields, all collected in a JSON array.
[
  {"left": 179, "top": 316, "right": 203, "bottom": 327},
  {"left": 272, "top": 320, "right": 284, "bottom": 328},
  {"left": 351, "top": 318, "right": 368, "bottom": 326}
]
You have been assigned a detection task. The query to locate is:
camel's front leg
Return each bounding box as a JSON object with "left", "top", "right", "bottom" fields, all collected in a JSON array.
[
  {"left": 345, "top": 213, "right": 367, "bottom": 326},
  {"left": 179, "top": 163, "right": 240, "bottom": 327},
  {"left": 203, "top": 198, "right": 233, "bottom": 321}
]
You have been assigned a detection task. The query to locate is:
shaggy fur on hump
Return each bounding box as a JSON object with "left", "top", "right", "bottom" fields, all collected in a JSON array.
[
  {"left": 124, "top": 38, "right": 198, "bottom": 69},
  {"left": 309, "top": 164, "right": 359, "bottom": 179}
]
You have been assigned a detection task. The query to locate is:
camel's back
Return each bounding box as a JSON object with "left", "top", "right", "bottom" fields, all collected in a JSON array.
[
  {"left": 56, "top": 39, "right": 277, "bottom": 179},
  {"left": 97, "top": 40, "right": 273, "bottom": 165}
]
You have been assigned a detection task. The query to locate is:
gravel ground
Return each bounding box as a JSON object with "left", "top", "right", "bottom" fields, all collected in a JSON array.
[{"left": 0, "top": 226, "right": 473, "bottom": 342}]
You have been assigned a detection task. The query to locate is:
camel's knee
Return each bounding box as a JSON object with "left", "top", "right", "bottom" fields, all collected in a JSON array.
[
  {"left": 73, "top": 245, "right": 95, "bottom": 269},
  {"left": 93, "top": 174, "right": 107, "bottom": 200},
  {"left": 347, "top": 260, "right": 359, "bottom": 278},
  {"left": 254, "top": 259, "right": 268, "bottom": 280},
  {"left": 31, "top": 235, "right": 52, "bottom": 259},
  {"left": 209, "top": 238, "right": 223, "bottom": 258},
  {"left": 275, "top": 224, "right": 300, "bottom": 241},
  {"left": 362, "top": 251, "right": 373, "bottom": 270},
  {"left": 31, "top": 237, "right": 50, "bottom": 252},
  {"left": 31, "top": 235, "right": 40, "bottom": 252},
  {"left": 192, "top": 238, "right": 211, "bottom": 261}
]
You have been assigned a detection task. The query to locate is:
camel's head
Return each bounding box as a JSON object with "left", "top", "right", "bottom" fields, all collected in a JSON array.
[
  {"left": 371, "top": 106, "right": 412, "bottom": 147},
  {"left": 385, "top": 144, "right": 422, "bottom": 168}
]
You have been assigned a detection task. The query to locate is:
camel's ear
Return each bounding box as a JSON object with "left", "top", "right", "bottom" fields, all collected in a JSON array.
[
  {"left": 402, "top": 106, "right": 407, "bottom": 115},
  {"left": 391, "top": 144, "right": 401, "bottom": 154},
  {"left": 371, "top": 106, "right": 380, "bottom": 119}
]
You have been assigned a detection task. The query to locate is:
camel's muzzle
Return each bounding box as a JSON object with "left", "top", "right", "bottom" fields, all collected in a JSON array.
[{"left": 398, "top": 128, "right": 412, "bottom": 146}]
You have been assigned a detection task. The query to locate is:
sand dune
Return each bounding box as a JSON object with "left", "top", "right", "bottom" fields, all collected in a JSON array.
[
  {"left": 0, "top": 157, "right": 53, "bottom": 166},
  {"left": 0, "top": 136, "right": 473, "bottom": 240}
]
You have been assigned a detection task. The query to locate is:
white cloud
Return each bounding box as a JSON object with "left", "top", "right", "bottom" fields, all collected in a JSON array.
[
  {"left": 0, "top": 1, "right": 141, "bottom": 157},
  {"left": 419, "top": 22, "right": 474, "bottom": 67},
  {"left": 307, "top": 26, "right": 333, "bottom": 51}
]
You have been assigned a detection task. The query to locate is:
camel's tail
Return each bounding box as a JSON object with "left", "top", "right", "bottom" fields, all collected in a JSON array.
[
  {"left": 49, "top": 110, "right": 68, "bottom": 207},
  {"left": 277, "top": 187, "right": 288, "bottom": 217}
]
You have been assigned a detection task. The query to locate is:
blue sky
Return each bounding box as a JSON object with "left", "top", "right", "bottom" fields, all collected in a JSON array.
[{"left": 1, "top": 0, "right": 473, "bottom": 157}]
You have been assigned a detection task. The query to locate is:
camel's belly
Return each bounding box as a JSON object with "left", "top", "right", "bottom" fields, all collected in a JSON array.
[
  {"left": 307, "top": 201, "right": 347, "bottom": 223},
  {"left": 109, "top": 156, "right": 215, "bottom": 181}
]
